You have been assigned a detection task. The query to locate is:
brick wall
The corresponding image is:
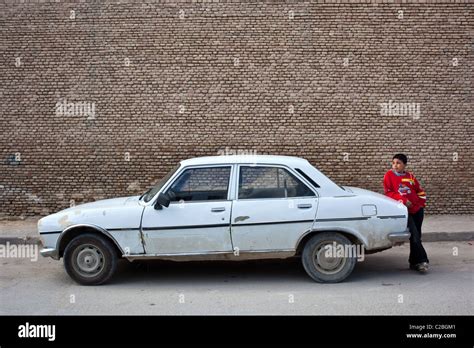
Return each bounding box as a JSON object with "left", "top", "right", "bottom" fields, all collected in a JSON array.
[{"left": 1, "top": 0, "right": 473, "bottom": 217}]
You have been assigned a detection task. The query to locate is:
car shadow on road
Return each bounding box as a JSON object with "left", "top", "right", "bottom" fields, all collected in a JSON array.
[
  {"left": 105, "top": 253, "right": 420, "bottom": 286},
  {"left": 112, "top": 258, "right": 308, "bottom": 285}
]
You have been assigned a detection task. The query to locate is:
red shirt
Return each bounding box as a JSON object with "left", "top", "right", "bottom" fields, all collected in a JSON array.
[{"left": 383, "top": 169, "right": 426, "bottom": 214}]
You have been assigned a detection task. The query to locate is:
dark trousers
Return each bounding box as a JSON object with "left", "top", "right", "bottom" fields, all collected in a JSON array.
[{"left": 407, "top": 208, "right": 429, "bottom": 266}]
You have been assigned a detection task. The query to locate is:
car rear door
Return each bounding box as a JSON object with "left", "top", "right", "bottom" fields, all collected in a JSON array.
[{"left": 230, "top": 165, "right": 318, "bottom": 252}]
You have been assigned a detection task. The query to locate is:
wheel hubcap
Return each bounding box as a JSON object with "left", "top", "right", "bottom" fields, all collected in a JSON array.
[
  {"left": 73, "top": 244, "right": 104, "bottom": 277},
  {"left": 313, "top": 241, "right": 347, "bottom": 275}
]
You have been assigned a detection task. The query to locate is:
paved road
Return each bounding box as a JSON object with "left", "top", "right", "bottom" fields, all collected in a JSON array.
[{"left": 1, "top": 241, "right": 472, "bottom": 315}]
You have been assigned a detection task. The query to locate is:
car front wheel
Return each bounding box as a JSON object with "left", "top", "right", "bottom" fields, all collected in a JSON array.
[
  {"left": 302, "top": 232, "right": 357, "bottom": 283},
  {"left": 63, "top": 233, "right": 118, "bottom": 285}
]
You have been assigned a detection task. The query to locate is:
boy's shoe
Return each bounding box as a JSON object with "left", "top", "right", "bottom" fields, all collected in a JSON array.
[{"left": 411, "top": 262, "right": 429, "bottom": 273}]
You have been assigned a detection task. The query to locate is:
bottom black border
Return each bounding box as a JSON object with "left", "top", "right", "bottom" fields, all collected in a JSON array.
[{"left": 1, "top": 315, "right": 472, "bottom": 346}]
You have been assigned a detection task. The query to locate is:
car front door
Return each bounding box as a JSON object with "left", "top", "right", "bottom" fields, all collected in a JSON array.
[
  {"left": 230, "top": 165, "right": 318, "bottom": 252},
  {"left": 141, "top": 165, "right": 234, "bottom": 254}
]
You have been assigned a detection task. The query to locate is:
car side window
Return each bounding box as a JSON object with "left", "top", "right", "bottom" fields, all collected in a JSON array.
[
  {"left": 238, "top": 166, "right": 315, "bottom": 199},
  {"left": 166, "top": 166, "right": 231, "bottom": 202}
]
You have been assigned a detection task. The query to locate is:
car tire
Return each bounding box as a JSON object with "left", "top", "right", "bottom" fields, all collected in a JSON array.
[
  {"left": 63, "top": 233, "right": 118, "bottom": 285},
  {"left": 302, "top": 232, "right": 357, "bottom": 283}
]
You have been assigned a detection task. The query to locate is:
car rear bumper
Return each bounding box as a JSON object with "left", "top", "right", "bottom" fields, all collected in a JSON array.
[{"left": 388, "top": 228, "right": 411, "bottom": 244}]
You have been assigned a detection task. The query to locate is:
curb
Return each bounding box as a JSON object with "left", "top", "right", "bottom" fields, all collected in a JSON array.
[
  {"left": 1, "top": 232, "right": 473, "bottom": 246},
  {"left": 0, "top": 237, "right": 42, "bottom": 245},
  {"left": 423, "top": 232, "right": 474, "bottom": 243}
]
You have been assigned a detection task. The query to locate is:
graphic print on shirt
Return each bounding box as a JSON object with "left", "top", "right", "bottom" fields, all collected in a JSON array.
[
  {"left": 401, "top": 177, "right": 415, "bottom": 185},
  {"left": 398, "top": 176, "right": 415, "bottom": 196},
  {"left": 398, "top": 183, "right": 411, "bottom": 196}
]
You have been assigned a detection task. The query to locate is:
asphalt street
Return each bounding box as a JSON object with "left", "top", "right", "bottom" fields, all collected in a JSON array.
[{"left": 1, "top": 241, "right": 472, "bottom": 315}]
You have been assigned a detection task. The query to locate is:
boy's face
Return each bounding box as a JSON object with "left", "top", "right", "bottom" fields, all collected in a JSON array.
[{"left": 392, "top": 158, "right": 406, "bottom": 172}]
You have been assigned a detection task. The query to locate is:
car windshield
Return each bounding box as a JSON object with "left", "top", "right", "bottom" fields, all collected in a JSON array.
[{"left": 141, "top": 164, "right": 181, "bottom": 203}]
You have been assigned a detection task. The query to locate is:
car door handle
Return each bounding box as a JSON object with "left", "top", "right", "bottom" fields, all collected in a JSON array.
[
  {"left": 297, "top": 203, "right": 312, "bottom": 209},
  {"left": 211, "top": 207, "right": 226, "bottom": 212}
]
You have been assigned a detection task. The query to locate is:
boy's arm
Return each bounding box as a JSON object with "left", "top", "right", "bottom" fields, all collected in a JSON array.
[{"left": 383, "top": 173, "right": 408, "bottom": 204}]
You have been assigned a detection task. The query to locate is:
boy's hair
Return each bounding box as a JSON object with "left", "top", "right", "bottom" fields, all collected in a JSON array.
[{"left": 393, "top": 153, "right": 408, "bottom": 164}]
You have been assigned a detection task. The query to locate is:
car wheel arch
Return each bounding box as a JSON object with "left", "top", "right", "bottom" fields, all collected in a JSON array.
[
  {"left": 57, "top": 224, "right": 124, "bottom": 259},
  {"left": 295, "top": 229, "right": 367, "bottom": 256}
]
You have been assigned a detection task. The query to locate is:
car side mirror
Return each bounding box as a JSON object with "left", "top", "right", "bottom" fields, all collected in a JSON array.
[{"left": 154, "top": 192, "right": 171, "bottom": 210}]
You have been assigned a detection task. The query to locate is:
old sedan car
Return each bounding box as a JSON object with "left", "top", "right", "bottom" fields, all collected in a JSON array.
[{"left": 38, "top": 155, "right": 410, "bottom": 285}]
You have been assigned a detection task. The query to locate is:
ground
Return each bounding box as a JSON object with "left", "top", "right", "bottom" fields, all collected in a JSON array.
[{"left": 1, "top": 241, "right": 472, "bottom": 315}]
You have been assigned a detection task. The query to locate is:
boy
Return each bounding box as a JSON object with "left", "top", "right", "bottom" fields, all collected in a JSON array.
[{"left": 383, "top": 154, "right": 429, "bottom": 273}]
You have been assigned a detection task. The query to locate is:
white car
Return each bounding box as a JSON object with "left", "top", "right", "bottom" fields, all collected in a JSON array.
[{"left": 38, "top": 155, "right": 410, "bottom": 285}]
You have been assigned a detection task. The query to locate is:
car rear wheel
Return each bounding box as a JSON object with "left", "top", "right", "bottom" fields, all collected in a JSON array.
[
  {"left": 302, "top": 232, "right": 357, "bottom": 283},
  {"left": 64, "top": 233, "right": 118, "bottom": 285}
]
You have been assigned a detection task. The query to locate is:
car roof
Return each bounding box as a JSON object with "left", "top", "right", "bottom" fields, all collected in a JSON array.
[{"left": 180, "top": 155, "right": 310, "bottom": 167}]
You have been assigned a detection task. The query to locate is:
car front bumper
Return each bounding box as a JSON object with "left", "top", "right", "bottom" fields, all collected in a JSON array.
[{"left": 40, "top": 247, "right": 60, "bottom": 260}]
